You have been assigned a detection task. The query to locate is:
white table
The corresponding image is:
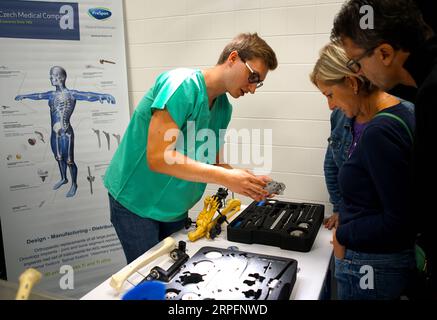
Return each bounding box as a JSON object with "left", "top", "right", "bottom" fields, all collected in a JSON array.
[{"left": 81, "top": 210, "right": 333, "bottom": 300}]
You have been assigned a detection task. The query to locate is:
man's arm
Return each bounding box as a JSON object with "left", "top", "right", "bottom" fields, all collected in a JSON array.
[
  {"left": 147, "top": 109, "right": 269, "bottom": 201},
  {"left": 71, "top": 91, "right": 115, "bottom": 104},
  {"left": 214, "top": 148, "right": 233, "bottom": 169},
  {"left": 15, "top": 92, "right": 52, "bottom": 101}
]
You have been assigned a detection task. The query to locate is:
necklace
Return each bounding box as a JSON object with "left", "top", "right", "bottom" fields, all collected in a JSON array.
[
  {"left": 348, "top": 120, "right": 367, "bottom": 158},
  {"left": 374, "top": 93, "right": 397, "bottom": 113}
]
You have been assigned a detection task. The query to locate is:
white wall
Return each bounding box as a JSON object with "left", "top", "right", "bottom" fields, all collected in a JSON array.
[{"left": 122, "top": 0, "right": 345, "bottom": 217}]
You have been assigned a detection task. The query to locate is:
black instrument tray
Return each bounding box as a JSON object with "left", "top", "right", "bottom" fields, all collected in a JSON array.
[{"left": 227, "top": 199, "right": 324, "bottom": 252}]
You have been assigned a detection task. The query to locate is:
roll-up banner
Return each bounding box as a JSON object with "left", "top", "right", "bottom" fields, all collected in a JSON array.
[{"left": 0, "top": 0, "right": 129, "bottom": 298}]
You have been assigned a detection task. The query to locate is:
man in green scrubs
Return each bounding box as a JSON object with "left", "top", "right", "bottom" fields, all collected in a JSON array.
[{"left": 104, "top": 33, "right": 278, "bottom": 263}]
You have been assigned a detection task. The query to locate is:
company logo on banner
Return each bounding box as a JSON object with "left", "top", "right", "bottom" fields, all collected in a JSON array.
[
  {"left": 88, "top": 7, "right": 112, "bottom": 21},
  {"left": 0, "top": 0, "right": 79, "bottom": 41}
]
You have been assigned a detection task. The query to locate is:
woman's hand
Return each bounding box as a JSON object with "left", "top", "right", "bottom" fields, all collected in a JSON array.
[
  {"left": 332, "top": 228, "right": 345, "bottom": 259},
  {"left": 324, "top": 212, "right": 339, "bottom": 230}
]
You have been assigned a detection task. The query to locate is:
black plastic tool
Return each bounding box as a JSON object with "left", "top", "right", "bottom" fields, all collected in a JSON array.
[{"left": 140, "top": 241, "right": 189, "bottom": 283}]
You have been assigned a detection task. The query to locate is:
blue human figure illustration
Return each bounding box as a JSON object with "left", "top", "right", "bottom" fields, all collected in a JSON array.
[{"left": 15, "top": 66, "right": 115, "bottom": 197}]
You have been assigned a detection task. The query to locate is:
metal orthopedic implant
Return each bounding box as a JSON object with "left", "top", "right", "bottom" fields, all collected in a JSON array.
[
  {"left": 103, "top": 131, "right": 110, "bottom": 150},
  {"left": 112, "top": 133, "right": 120, "bottom": 146},
  {"left": 92, "top": 128, "right": 101, "bottom": 148}
]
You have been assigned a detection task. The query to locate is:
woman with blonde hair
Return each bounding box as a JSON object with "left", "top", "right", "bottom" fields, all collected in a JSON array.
[{"left": 311, "top": 43, "right": 416, "bottom": 299}]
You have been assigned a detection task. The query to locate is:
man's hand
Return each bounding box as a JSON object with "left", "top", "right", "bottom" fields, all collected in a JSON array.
[
  {"left": 223, "top": 169, "right": 269, "bottom": 202},
  {"left": 324, "top": 212, "right": 339, "bottom": 230},
  {"left": 100, "top": 94, "right": 115, "bottom": 104},
  {"left": 332, "top": 228, "right": 345, "bottom": 259}
]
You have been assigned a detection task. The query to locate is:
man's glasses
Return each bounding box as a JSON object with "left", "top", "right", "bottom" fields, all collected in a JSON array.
[
  {"left": 346, "top": 46, "right": 376, "bottom": 73},
  {"left": 242, "top": 60, "right": 264, "bottom": 88}
]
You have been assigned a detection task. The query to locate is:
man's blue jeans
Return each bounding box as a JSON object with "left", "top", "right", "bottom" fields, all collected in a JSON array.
[
  {"left": 334, "top": 248, "right": 416, "bottom": 300},
  {"left": 108, "top": 193, "right": 186, "bottom": 264}
]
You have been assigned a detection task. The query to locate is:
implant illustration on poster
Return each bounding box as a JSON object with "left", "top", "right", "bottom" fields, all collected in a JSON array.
[{"left": 0, "top": 0, "right": 130, "bottom": 298}]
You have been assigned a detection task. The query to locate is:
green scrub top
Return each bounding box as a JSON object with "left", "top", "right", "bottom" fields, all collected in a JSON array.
[{"left": 104, "top": 68, "right": 233, "bottom": 222}]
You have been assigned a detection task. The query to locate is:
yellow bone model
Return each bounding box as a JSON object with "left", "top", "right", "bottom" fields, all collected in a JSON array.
[{"left": 188, "top": 195, "right": 241, "bottom": 242}]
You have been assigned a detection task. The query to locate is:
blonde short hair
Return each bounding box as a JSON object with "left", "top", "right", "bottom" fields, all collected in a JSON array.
[{"left": 310, "top": 42, "right": 374, "bottom": 93}]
